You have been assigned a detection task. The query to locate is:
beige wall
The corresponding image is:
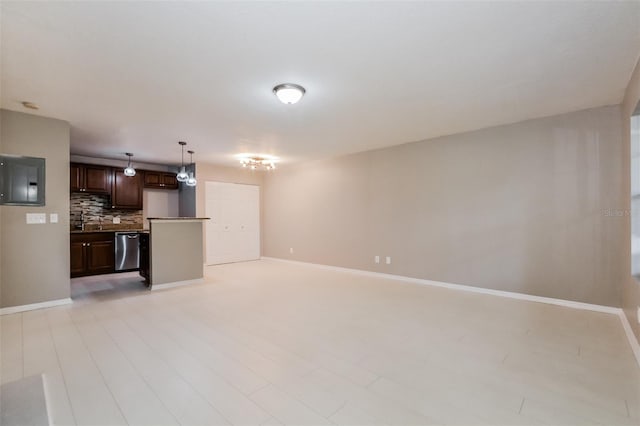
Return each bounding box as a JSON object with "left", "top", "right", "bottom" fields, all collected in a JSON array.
[
  {"left": 0, "top": 109, "right": 70, "bottom": 308},
  {"left": 143, "top": 189, "right": 179, "bottom": 228},
  {"left": 263, "top": 106, "right": 624, "bottom": 307},
  {"left": 622, "top": 58, "right": 640, "bottom": 342}
]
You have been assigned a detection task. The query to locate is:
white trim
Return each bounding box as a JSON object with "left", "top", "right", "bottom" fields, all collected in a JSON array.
[
  {"left": 262, "top": 256, "right": 640, "bottom": 368},
  {"left": 618, "top": 309, "right": 640, "bottom": 368},
  {"left": 42, "top": 373, "right": 53, "bottom": 426},
  {"left": 261, "top": 257, "right": 619, "bottom": 314},
  {"left": 0, "top": 298, "right": 72, "bottom": 315},
  {"left": 151, "top": 278, "right": 205, "bottom": 291}
]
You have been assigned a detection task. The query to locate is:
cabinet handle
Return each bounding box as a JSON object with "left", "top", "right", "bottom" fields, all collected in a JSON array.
[
  {"left": 82, "top": 243, "right": 86, "bottom": 246},
  {"left": 87, "top": 243, "right": 91, "bottom": 247}
]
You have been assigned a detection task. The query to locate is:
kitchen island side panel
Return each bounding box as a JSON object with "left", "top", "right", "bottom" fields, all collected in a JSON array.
[{"left": 149, "top": 221, "right": 203, "bottom": 285}]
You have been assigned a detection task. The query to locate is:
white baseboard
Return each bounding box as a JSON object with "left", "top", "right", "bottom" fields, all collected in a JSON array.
[
  {"left": 261, "top": 256, "right": 640, "bottom": 369},
  {"left": 261, "top": 257, "right": 619, "bottom": 314},
  {"left": 618, "top": 309, "right": 640, "bottom": 368},
  {"left": 42, "top": 373, "right": 53, "bottom": 426},
  {"left": 0, "top": 298, "right": 73, "bottom": 315},
  {"left": 151, "top": 278, "right": 205, "bottom": 291}
]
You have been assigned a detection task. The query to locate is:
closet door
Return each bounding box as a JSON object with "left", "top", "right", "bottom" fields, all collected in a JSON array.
[{"left": 205, "top": 181, "right": 260, "bottom": 265}]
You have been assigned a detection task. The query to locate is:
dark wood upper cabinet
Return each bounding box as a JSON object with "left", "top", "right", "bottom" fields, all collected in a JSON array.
[
  {"left": 111, "top": 169, "right": 143, "bottom": 209},
  {"left": 143, "top": 170, "right": 178, "bottom": 190},
  {"left": 70, "top": 163, "right": 83, "bottom": 192},
  {"left": 70, "top": 163, "right": 111, "bottom": 194},
  {"left": 85, "top": 166, "right": 112, "bottom": 193}
]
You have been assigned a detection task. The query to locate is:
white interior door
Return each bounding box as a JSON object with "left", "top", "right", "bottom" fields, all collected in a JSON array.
[{"left": 205, "top": 181, "right": 260, "bottom": 265}]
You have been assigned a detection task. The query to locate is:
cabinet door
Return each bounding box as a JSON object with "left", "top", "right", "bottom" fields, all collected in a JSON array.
[
  {"left": 161, "top": 173, "right": 178, "bottom": 189},
  {"left": 70, "top": 164, "right": 83, "bottom": 192},
  {"left": 84, "top": 166, "right": 111, "bottom": 194},
  {"left": 70, "top": 241, "right": 86, "bottom": 277},
  {"left": 143, "top": 171, "right": 178, "bottom": 189},
  {"left": 86, "top": 240, "right": 115, "bottom": 275},
  {"left": 143, "top": 171, "right": 162, "bottom": 188},
  {"left": 112, "top": 169, "right": 143, "bottom": 209}
]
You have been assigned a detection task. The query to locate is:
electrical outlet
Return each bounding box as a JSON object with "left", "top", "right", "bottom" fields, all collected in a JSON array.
[
  {"left": 289, "top": 247, "right": 294, "bottom": 254},
  {"left": 50, "top": 213, "right": 58, "bottom": 223},
  {"left": 386, "top": 256, "right": 391, "bottom": 265},
  {"left": 113, "top": 216, "right": 121, "bottom": 224},
  {"left": 374, "top": 255, "right": 380, "bottom": 264}
]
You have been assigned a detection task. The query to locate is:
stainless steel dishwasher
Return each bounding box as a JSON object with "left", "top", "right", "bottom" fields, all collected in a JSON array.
[{"left": 115, "top": 232, "right": 140, "bottom": 271}]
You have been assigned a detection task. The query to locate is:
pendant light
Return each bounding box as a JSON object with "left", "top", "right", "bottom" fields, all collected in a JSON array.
[
  {"left": 176, "top": 141, "right": 189, "bottom": 182},
  {"left": 186, "top": 150, "right": 197, "bottom": 187},
  {"left": 123, "top": 153, "right": 136, "bottom": 176}
]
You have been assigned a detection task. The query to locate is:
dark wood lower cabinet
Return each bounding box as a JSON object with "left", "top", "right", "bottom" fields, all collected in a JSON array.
[
  {"left": 70, "top": 241, "right": 86, "bottom": 276},
  {"left": 87, "top": 240, "right": 116, "bottom": 275},
  {"left": 70, "top": 233, "right": 115, "bottom": 277}
]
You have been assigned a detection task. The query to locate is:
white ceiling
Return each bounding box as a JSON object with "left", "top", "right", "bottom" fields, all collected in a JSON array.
[{"left": 1, "top": 1, "right": 639, "bottom": 167}]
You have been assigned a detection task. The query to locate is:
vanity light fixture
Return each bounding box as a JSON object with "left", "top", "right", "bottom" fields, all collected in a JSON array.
[
  {"left": 273, "top": 83, "right": 306, "bottom": 104},
  {"left": 186, "top": 150, "right": 197, "bottom": 187},
  {"left": 176, "top": 141, "right": 189, "bottom": 182},
  {"left": 123, "top": 153, "right": 136, "bottom": 177}
]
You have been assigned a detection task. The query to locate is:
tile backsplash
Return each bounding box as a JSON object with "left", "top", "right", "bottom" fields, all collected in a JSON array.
[{"left": 70, "top": 193, "right": 142, "bottom": 229}]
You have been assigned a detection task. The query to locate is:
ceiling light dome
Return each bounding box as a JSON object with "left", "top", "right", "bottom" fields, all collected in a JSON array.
[{"left": 273, "top": 83, "right": 305, "bottom": 104}]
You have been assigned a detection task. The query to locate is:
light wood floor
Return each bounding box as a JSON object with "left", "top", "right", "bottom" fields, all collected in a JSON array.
[{"left": 1, "top": 259, "right": 639, "bottom": 425}]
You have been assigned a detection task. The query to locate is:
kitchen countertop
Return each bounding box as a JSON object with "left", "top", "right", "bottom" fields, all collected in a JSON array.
[
  {"left": 147, "top": 217, "right": 210, "bottom": 220},
  {"left": 70, "top": 229, "right": 148, "bottom": 234}
]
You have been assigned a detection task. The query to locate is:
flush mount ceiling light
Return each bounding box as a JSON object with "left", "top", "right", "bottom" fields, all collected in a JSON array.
[
  {"left": 273, "top": 83, "right": 305, "bottom": 104},
  {"left": 176, "top": 141, "right": 189, "bottom": 182},
  {"left": 186, "top": 150, "right": 197, "bottom": 187},
  {"left": 238, "top": 155, "right": 277, "bottom": 171},
  {"left": 123, "top": 153, "right": 136, "bottom": 177}
]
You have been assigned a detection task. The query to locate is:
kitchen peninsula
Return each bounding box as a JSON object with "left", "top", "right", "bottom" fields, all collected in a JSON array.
[{"left": 141, "top": 217, "right": 209, "bottom": 290}]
